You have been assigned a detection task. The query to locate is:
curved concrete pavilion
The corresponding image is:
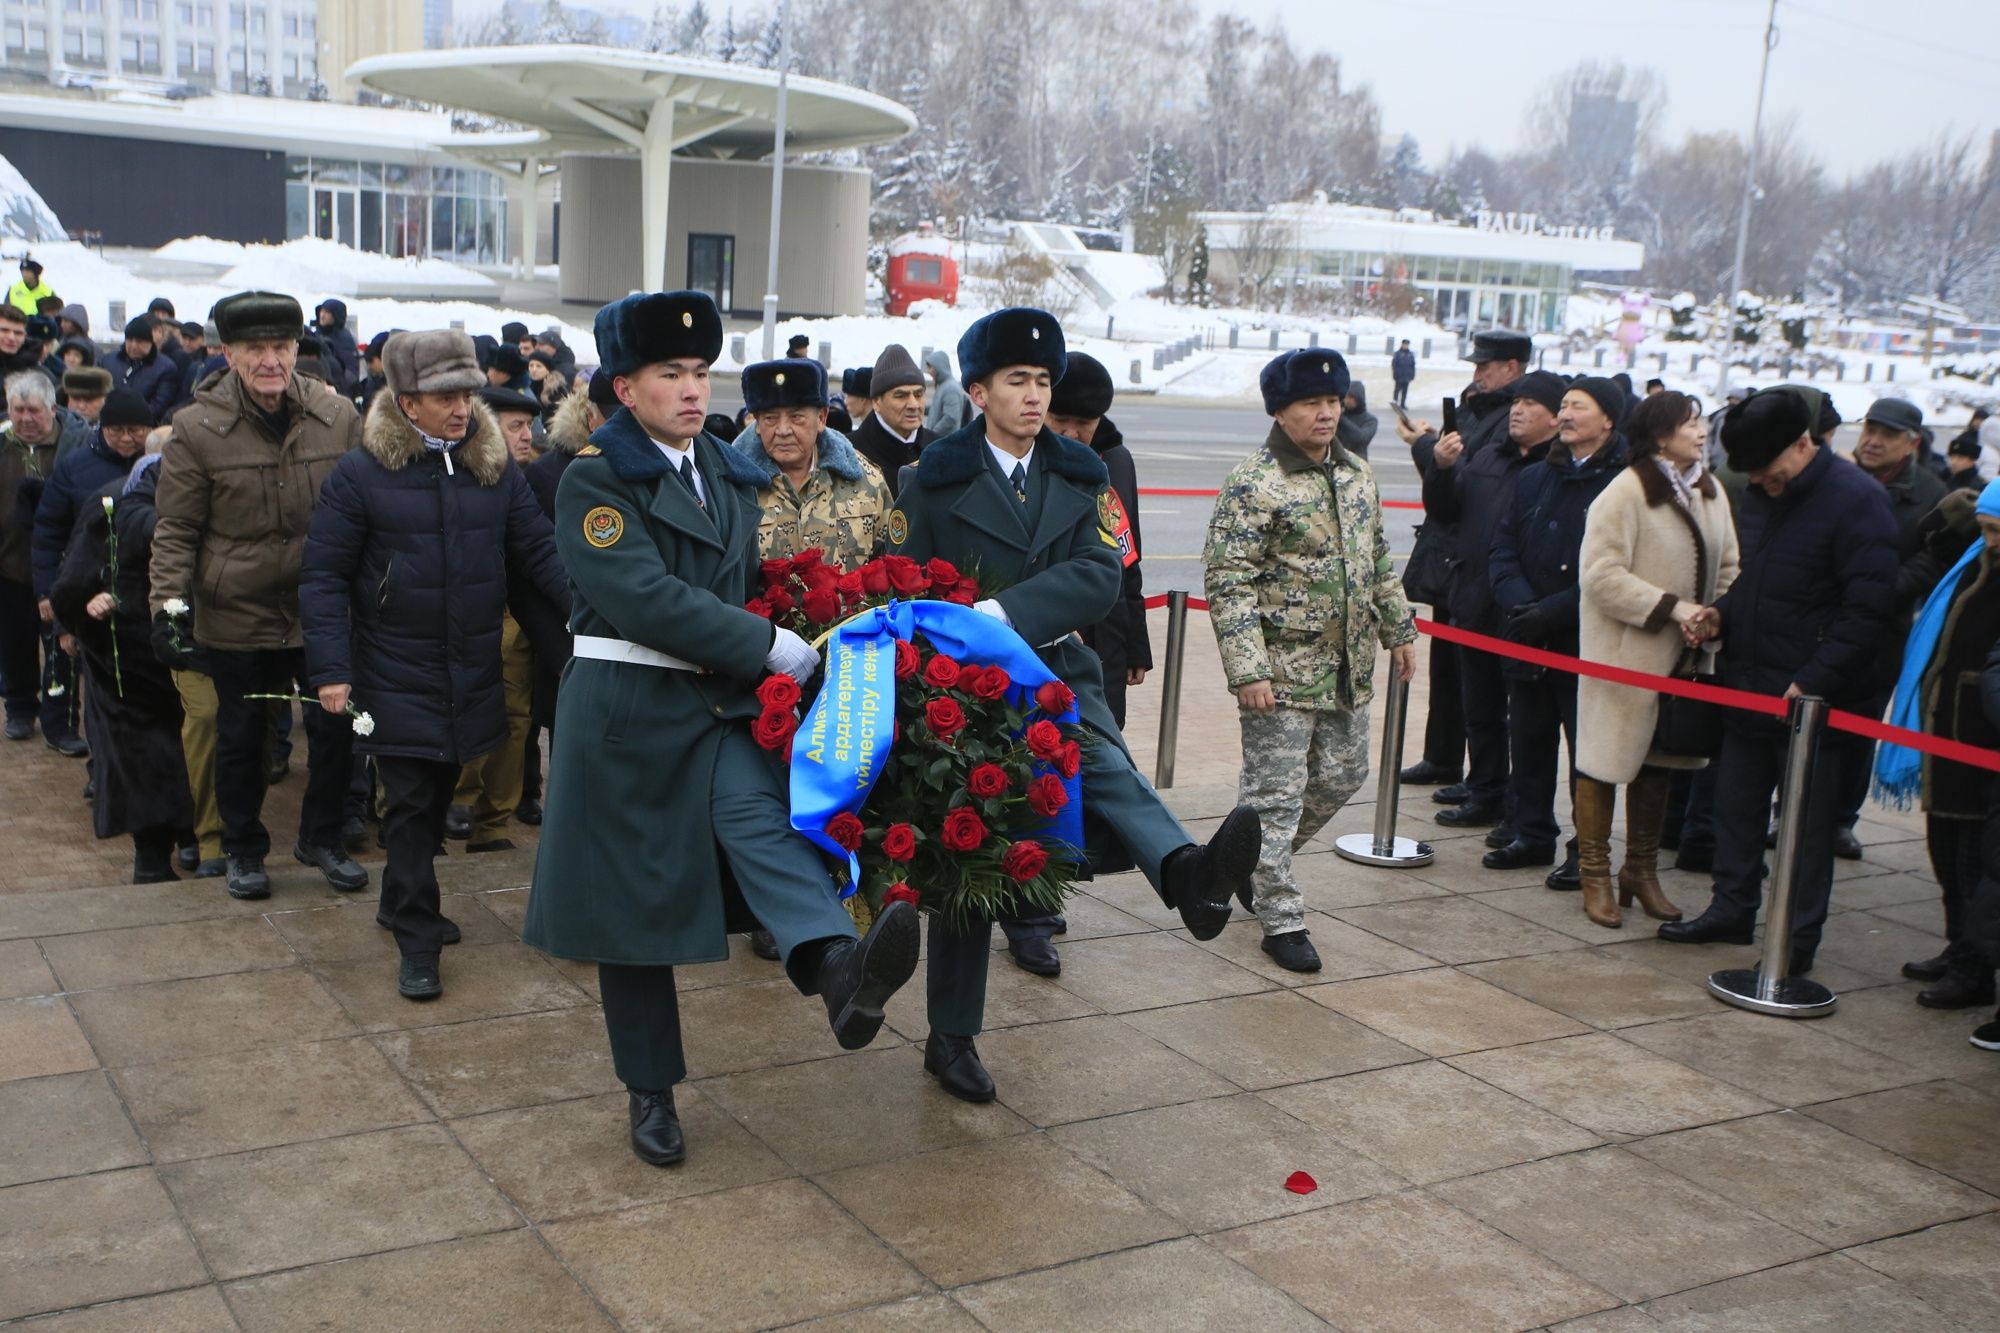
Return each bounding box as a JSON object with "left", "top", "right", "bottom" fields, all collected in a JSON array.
[{"left": 347, "top": 46, "right": 915, "bottom": 296}]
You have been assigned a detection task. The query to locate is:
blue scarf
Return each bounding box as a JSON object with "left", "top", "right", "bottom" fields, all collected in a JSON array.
[{"left": 1874, "top": 478, "right": 2000, "bottom": 806}]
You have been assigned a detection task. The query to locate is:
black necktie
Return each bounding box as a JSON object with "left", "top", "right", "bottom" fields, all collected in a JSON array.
[
  {"left": 1010, "top": 462, "right": 1028, "bottom": 503},
  {"left": 679, "top": 455, "right": 703, "bottom": 510}
]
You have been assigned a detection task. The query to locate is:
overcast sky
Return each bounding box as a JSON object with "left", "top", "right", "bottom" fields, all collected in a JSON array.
[{"left": 1197, "top": 0, "right": 1996, "bottom": 175}]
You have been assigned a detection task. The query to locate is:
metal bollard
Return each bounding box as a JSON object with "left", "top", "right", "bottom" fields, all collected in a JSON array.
[
  {"left": 1864, "top": 362, "right": 1873, "bottom": 382},
  {"left": 1561, "top": 347, "right": 1572, "bottom": 366},
  {"left": 1334, "top": 672, "right": 1436, "bottom": 867},
  {"left": 1106, "top": 316, "right": 1115, "bottom": 339},
  {"left": 1309, "top": 330, "right": 1320, "bottom": 348},
  {"left": 1422, "top": 337, "right": 1432, "bottom": 358},
  {"left": 1887, "top": 361, "right": 1896, "bottom": 382},
  {"left": 1130, "top": 358, "right": 1143, "bottom": 385},
  {"left": 1594, "top": 348, "right": 1606, "bottom": 368},
  {"left": 818, "top": 340, "right": 832, "bottom": 367},
  {"left": 1707, "top": 695, "right": 1838, "bottom": 1017},
  {"left": 731, "top": 333, "right": 746, "bottom": 363},
  {"left": 1229, "top": 325, "right": 1240, "bottom": 349},
  {"left": 1346, "top": 333, "right": 1357, "bottom": 355},
  {"left": 1153, "top": 348, "right": 1164, "bottom": 371},
  {"left": 1691, "top": 353, "right": 1704, "bottom": 372},
  {"left": 921, "top": 346, "right": 932, "bottom": 364},
  {"left": 1384, "top": 336, "right": 1395, "bottom": 355},
  {"left": 1657, "top": 352, "right": 1668, "bottom": 371},
  {"left": 1153, "top": 590, "right": 1190, "bottom": 789},
  {"left": 108, "top": 300, "right": 126, "bottom": 330},
  {"left": 449, "top": 319, "right": 464, "bottom": 332},
  {"left": 1269, "top": 328, "right": 1280, "bottom": 350}
]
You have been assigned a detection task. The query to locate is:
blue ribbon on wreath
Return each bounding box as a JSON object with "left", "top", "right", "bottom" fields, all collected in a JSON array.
[{"left": 789, "top": 599, "right": 1085, "bottom": 894}]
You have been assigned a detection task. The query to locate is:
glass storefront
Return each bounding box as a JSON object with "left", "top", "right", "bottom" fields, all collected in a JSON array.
[
  {"left": 283, "top": 156, "right": 507, "bottom": 262},
  {"left": 1293, "top": 249, "right": 1569, "bottom": 332}
]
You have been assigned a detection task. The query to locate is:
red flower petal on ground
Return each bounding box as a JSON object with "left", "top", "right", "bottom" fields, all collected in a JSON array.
[
  {"left": 893, "top": 639, "right": 920, "bottom": 680},
  {"left": 882, "top": 823, "right": 917, "bottom": 862},
  {"left": 1283, "top": 1171, "right": 1318, "bottom": 1195},
  {"left": 1035, "top": 680, "right": 1075, "bottom": 715},
  {"left": 1054, "top": 740, "right": 1082, "bottom": 779},
  {"left": 825, "top": 811, "right": 866, "bottom": 852},
  {"left": 967, "top": 763, "right": 1010, "bottom": 799},
  {"left": 939, "top": 806, "right": 987, "bottom": 852},
  {"left": 883, "top": 882, "right": 920, "bottom": 908},
  {"left": 922, "top": 655, "right": 961, "bottom": 689},
  {"left": 1025, "top": 719, "right": 1064, "bottom": 761},
  {"left": 925, "top": 698, "right": 967, "bottom": 743},
  {"left": 752, "top": 706, "right": 797, "bottom": 751},
  {"left": 755, "top": 674, "right": 801, "bottom": 710},
  {"left": 1026, "top": 773, "right": 1069, "bottom": 818}
]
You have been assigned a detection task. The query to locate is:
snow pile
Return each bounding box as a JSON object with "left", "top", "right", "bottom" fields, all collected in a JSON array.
[
  {"left": 0, "top": 154, "right": 67, "bottom": 246},
  {"left": 1079, "top": 251, "right": 1167, "bottom": 304},
  {"left": 177, "top": 237, "right": 501, "bottom": 299}
]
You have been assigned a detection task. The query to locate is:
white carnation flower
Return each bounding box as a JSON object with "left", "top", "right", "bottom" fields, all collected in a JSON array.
[
  {"left": 101, "top": 496, "right": 115, "bottom": 515},
  {"left": 351, "top": 711, "right": 376, "bottom": 737},
  {"left": 163, "top": 598, "right": 189, "bottom": 617}
]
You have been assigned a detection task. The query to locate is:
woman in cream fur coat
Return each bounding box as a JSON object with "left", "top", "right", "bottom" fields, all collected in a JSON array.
[{"left": 1575, "top": 391, "right": 1740, "bottom": 928}]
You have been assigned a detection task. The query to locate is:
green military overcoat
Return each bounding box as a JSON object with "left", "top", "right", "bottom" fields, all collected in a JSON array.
[
  {"left": 886, "top": 417, "right": 1126, "bottom": 749},
  {"left": 524, "top": 407, "right": 779, "bottom": 965}
]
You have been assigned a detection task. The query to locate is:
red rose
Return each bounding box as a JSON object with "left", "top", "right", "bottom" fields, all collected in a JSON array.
[
  {"left": 765, "top": 585, "right": 795, "bottom": 614},
  {"left": 882, "top": 823, "right": 917, "bottom": 862},
  {"left": 925, "top": 698, "right": 967, "bottom": 743},
  {"left": 755, "top": 674, "right": 801, "bottom": 710},
  {"left": 1027, "top": 773, "right": 1069, "bottom": 818},
  {"left": 968, "top": 665, "right": 1009, "bottom": 701},
  {"left": 885, "top": 555, "right": 929, "bottom": 597},
  {"left": 923, "top": 655, "right": 961, "bottom": 689},
  {"left": 802, "top": 588, "right": 841, "bottom": 624},
  {"left": 792, "top": 548, "right": 824, "bottom": 571},
  {"left": 802, "top": 564, "right": 839, "bottom": 594},
  {"left": 1035, "top": 680, "right": 1075, "bottom": 715},
  {"left": 825, "top": 811, "right": 865, "bottom": 852},
  {"left": 760, "top": 557, "right": 792, "bottom": 582},
  {"left": 752, "top": 706, "right": 797, "bottom": 751},
  {"left": 1001, "top": 839, "right": 1049, "bottom": 882},
  {"left": 1055, "top": 740, "right": 1082, "bottom": 779},
  {"left": 967, "top": 763, "right": 1010, "bottom": 798},
  {"left": 893, "top": 639, "right": 920, "bottom": 680},
  {"left": 883, "top": 881, "right": 920, "bottom": 908},
  {"left": 939, "top": 806, "right": 988, "bottom": 853},
  {"left": 858, "top": 560, "right": 891, "bottom": 596},
  {"left": 943, "top": 584, "right": 979, "bottom": 606},
  {"left": 745, "top": 597, "right": 774, "bottom": 619},
  {"left": 837, "top": 571, "right": 865, "bottom": 603},
  {"left": 1025, "top": 719, "right": 1064, "bottom": 761},
  {"left": 925, "top": 557, "right": 960, "bottom": 589}
]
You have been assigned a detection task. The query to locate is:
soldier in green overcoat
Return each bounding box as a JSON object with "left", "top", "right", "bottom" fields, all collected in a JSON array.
[
  {"left": 885, "top": 306, "right": 1262, "bottom": 1103},
  {"left": 524, "top": 292, "right": 919, "bottom": 1169}
]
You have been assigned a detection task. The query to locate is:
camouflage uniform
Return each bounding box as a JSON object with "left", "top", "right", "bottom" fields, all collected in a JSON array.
[
  {"left": 1204, "top": 423, "right": 1418, "bottom": 933},
  {"left": 734, "top": 424, "right": 890, "bottom": 568}
]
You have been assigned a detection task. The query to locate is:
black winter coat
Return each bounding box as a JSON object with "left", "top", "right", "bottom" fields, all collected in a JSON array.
[
  {"left": 1712, "top": 445, "right": 1897, "bottom": 709},
  {"left": 1392, "top": 348, "right": 1416, "bottom": 384},
  {"left": 105, "top": 347, "right": 179, "bottom": 422},
  {"left": 1409, "top": 383, "right": 1513, "bottom": 609},
  {"left": 315, "top": 301, "right": 360, "bottom": 390},
  {"left": 31, "top": 433, "right": 137, "bottom": 600},
  {"left": 299, "top": 398, "right": 570, "bottom": 765},
  {"left": 1422, "top": 429, "right": 1554, "bottom": 631},
  {"left": 849, "top": 412, "right": 937, "bottom": 499},
  {"left": 1488, "top": 437, "right": 1629, "bottom": 664}
]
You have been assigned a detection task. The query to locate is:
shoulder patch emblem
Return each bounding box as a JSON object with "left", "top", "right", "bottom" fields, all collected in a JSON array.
[
  {"left": 1097, "top": 489, "right": 1138, "bottom": 567},
  {"left": 885, "top": 508, "right": 909, "bottom": 546},
  {"left": 583, "top": 506, "right": 624, "bottom": 548},
  {"left": 577, "top": 444, "right": 601, "bottom": 456}
]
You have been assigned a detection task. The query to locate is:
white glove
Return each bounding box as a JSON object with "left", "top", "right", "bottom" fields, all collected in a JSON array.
[
  {"left": 765, "top": 626, "right": 821, "bottom": 681},
  {"left": 972, "top": 598, "right": 1012, "bottom": 627}
]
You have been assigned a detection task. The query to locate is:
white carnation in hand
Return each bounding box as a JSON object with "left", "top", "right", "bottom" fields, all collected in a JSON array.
[
  {"left": 162, "top": 598, "right": 189, "bottom": 617},
  {"left": 351, "top": 711, "right": 376, "bottom": 737}
]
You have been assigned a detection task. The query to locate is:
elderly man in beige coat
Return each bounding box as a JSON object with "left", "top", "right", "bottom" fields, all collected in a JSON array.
[{"left": 1575, "top": 390, "right": 1739, "bottom": 929}]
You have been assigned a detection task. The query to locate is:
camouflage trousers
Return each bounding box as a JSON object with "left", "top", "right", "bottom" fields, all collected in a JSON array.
[{"left": 1237, "top": 704, "right": 1371, "bottom": 934}]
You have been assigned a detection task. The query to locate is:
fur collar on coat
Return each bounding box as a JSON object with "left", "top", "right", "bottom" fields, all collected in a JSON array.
[
  {"left": 733, "top": 423, "right": 869, "bottom": 484},
  {"left": 362, "top": 394, "right": 509, "bottom": 486}
]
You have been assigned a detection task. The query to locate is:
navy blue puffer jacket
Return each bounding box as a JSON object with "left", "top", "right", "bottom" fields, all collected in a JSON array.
[
  {"left": 299, "top": 397, "right": 570, "bottom": 764},
  {"left": 1489, "top": 436, "right": 1629, "bottom": 658}
]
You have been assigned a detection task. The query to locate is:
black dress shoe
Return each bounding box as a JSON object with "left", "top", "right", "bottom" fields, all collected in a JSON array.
[
  {"left": 1431, "top": 782, "right": 1472, "bottom": 807},
  {"left": 1674, "top": 845, "right": 1714, "bottom": 874},
  {"left": 1917, "top": 970, "right": 1997, "bottom": 1009},
  {"left": 46, "top": 734, "right": 87, "bottom": 758},
  {"left": 340, "top": 815, "right": 368, "bottom": 849},
  {"left": 628, "top": 1088, "right": 686, "bottom": 1165},
  {"left": 1832, "top": 828, "right": 1863, "bottom": 861},
  {"left": 175, "top": 844, "right": 200, "bottom": 872},
  {"left": 1260, "top": 929, "right": 1322, "bottom": 973},
  {"left": 1399, "top": 760, "right": 1461, "bottom": 786},
  {"left": 924, "top": 1032, "right": 996, "bottom": 1103},
  {"left": 464, "top": 838, "right": 515, "bottom": 854},
  {"left": 225, "top": 855, "right": 270, "bottom": 900},
  {"left": 295, "top": 841, "right": 369, "bottom": 891},
  {"left": 515, "top": 797, "right": 543, "bottom": 827},
  {"left": 194, "top": 857, "right": 228, "bottom": 879},
  {"left": 1657, "top": 903, "right": 1755, "bottom": 946},
  {"left": 1545, "top": 849, "right": 1580, "bottom": 892},
  {"left": 1437, "top": 801, "right": 1504, "bottom": 828},
  {"left": 398, "top": 951, "right": 443, "bottom": 1000},
  {"left": 3, "top": 717, "right": 30, "bottom": 740},
  {"left": 444, "top": 805, "right": 472, "bottom": 840},
  {"left": 749, "top": 929, "right": 780, "bottom": 961},
  {"left": 1162, "top": 804, "right": 1261, "bottom": 940},
  {"left": 1789, "top": 951, "right": 1815, "bottom": 978},
  {"left": 1485, "top": 824, "right": 1520, "bottom": 849},
  {"left": 1482, "top": 840, "right": 1556, "bottom": 871},
  {"left": 1008, "top": 935, "right": 1061, "bottom": 976},
  {"left": 818, "top": 900, "right": 921, "bottom": 1050},
  {"left": 375, "top": 914, "right": 462, "bottom": 946},
  {"left": 1903, "top": 951, "right": 1953, "bottom": 983},
  {"left": 131, "top": 860, "right": 181, "bottom": 885}
]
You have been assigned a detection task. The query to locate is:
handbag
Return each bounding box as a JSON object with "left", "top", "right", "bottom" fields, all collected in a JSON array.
[
  {"left": 1651, "top": 648, "right": 1724, "bottom": 758},
  {"left": 1401, "top": 522, "right": 1453, "bottom": 607}
]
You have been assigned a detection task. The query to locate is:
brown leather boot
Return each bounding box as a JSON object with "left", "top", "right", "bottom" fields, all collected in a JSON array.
[
  {"left": 1574, "top": 776, "right": 1621, "bottom": 928},
  {"left": 1617, "top": 768, "right": 1682, "bottom": 922}
]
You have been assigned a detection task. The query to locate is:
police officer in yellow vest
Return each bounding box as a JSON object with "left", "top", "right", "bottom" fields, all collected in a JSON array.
[
  {"left": 524, "top": 292, "right": 920, "bottom": 1168},
  {"left": 885, "top": 307, "right": 1262, "bottom": 1103},
  {"left": 6, "top": 257, "right": 55, "bottom": 319}
]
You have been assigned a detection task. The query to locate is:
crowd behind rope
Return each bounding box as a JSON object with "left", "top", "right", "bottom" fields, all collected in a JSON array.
[{"left": 0, "top": 249, "right": 1993, "bottom": 1136}]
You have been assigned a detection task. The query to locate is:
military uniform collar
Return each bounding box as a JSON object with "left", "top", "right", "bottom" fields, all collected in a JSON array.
[
  {"left": 1265, "top": 421, "right": 1354, "bottom": 475},
  {"left": 913, "top": 417, "right": 1109, "bottom": 490},
  {"left": 589, "top": 406, "right": 767, "bottom": 489}
]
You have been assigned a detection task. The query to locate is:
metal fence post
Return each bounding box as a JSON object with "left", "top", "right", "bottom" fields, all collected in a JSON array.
[
  {"left": 1334, "top": 672, "right": 1436, "bottom": 868},
  {"left": 1106, "top": 315, "right": 1115, "bottom": 339},
  {"left": 731, "top": 333, "right": 747, "bottom": 363},
  {"left": 1153, "top": 591, "right": 1190, "bottom": 789},
  {"left": 1229, "top": 325, "right": 1240, "bottom": 349},
  {"left": 107, "top": 299, "right": 126, "bottom": 330},
  {"left": 1269, "top": 328, "right": 1280, "bottom": 350},
  {"left": 1422, "top": 337, "right": 1432, "bottom": 359},
  {"left": 1129, "top": 358, "right": 1142, "bottom": 385},
  {"left": 1707, "top": 695, "right": 1838, "bottom": 1017},
  {"left": 818, "top": 340, "right": 832, "bottom": 367}
]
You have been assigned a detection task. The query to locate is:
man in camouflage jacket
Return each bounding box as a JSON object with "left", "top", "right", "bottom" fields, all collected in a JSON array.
[
  {"left": 732, "top": 358, "right": 890, "bottom": 570},
  {"left": 1204, "top": 350, "right": 1417, "bottom": 972}
]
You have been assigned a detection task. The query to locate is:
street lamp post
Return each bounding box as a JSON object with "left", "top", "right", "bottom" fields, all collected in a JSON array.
[
  {"left": 1716, "top": 0, "right": 1779, "bottom": 398},
  {"left": 759, "top": 0, "right": 792, "bottom": 361}
]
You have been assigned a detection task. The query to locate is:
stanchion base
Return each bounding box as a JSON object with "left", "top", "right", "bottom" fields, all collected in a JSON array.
[
  {"left": 1706, "top": 967, "right": 1838, "bottom": 1018},
  {"left": 1334, "top": 833, "right": 1436, "bottom": 868}
]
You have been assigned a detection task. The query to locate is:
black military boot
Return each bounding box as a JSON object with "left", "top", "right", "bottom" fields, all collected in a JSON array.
[
  {"left": 1261, "top": 929, "right": 1322, "bottom": 973},
  {"left": 398, "top": 952, "right": 443, "bottom": 1000},
  {"left": 1161, "top": 805, "right": 1261, "bottom": 939},
  {"left": 924, "top": 1033, "right": 996, "bottom": 1103},
  {"left": 225, "top": 855, "right": 270, "bottom": 900},
  {"left": 628, "top": 1088, "right": 686, "bottom": 1166},
  {"left": 817, "top": 900, "right": 921, "bottom": 1050},
  {"left": 1917, "top": 968, "right": 1997, "bottom": 1010}
]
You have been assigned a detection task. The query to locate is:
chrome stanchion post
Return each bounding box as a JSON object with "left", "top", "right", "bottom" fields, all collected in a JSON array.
[
  {"left": 1707, "top": 694, "right": 1838, "bottom": 1017},
  {"left": 1335, "top": 669, "right": 1435, "bottom": 868},
  {"left": 1153, "top": 591, "right": 1189, "bottom": 789}
]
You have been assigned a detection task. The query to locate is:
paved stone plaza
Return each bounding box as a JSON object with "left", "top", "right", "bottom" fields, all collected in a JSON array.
[{"left": 2, "top": 614, "right": 1996, "bottom": 1330}]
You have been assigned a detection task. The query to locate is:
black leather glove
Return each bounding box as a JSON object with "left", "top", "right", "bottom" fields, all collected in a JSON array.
[
  {"left": 151, "top": 608, "right": 195, "bottom": 671},
  {"left": 1503, "top": 602, "right": 1549, "bottom": 647}
]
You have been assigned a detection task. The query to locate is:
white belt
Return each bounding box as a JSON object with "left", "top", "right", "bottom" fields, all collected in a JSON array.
[{"left": 572, "top": 634, "right": 702, "bottom": 672}]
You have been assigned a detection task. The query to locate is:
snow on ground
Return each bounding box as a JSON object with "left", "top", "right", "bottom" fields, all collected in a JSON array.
[
  {"left": 0, "top": 153, "right": 65, "bottom": 245},
  {"left": 156, "top": 237, "right": 501, "bottom": 299}
]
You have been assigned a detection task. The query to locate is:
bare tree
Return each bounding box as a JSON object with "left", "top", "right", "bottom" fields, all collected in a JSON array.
[{"left": 1230, "top": 213, "right": 1292, "bottom": 309}]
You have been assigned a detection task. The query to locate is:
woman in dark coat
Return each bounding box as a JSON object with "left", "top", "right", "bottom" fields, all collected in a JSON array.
[{"left": 48, "top": 454, "right": 193, "bottom": 881}]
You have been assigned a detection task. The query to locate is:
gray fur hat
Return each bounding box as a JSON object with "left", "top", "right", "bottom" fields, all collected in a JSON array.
[{"left": 383, "top": 330, "right": 485, "bottom": 397}]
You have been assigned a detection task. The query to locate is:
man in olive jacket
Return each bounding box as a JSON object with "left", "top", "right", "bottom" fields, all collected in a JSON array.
[
  {"left": 150, "top": 291, "right": 368, "bottom": 903},
  {"left": 524, "top": 291, "right": 919, "bottom": 1170},
  {"left": 886, "top": 306, "right": 1260, "bottom": 1105}
]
